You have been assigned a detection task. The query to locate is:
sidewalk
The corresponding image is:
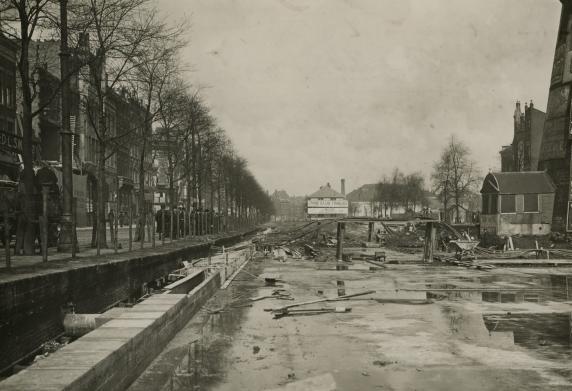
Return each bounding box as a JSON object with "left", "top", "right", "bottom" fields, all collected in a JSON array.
[{"left": 0, "top": 226, "right": 251, "bottom": 282}]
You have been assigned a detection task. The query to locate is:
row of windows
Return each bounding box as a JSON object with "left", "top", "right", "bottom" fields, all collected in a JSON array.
[
  {"left": 0, "top": 118, "right": 15, "bottom": 134},
  {"left": 482, "top": 194, "right": 539, "bottom": 214},
  {"left": 0, "top": 71, "right": 16, "bottom": 109}
]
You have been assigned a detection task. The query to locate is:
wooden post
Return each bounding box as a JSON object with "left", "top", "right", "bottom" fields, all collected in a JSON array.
[
  {"left": 71, "top": 197, "right": 77, "bottom": 259},
  {"left": 147, "top": 211, "right": 151, "bottom": 243},
  {"left": 423, "top": 222, "right": 436, "bottom": 263},
  {"left": 170, "top": 209, "right": 174, "bottom": 242},
  {"left": 140, "top": 202, "right": 144, "bottom": 250},
  {"left": 41, "top": 185, "right": 49, "bottom": 262},
  {"left": 114, "top": 191, "right": 118, "bottom": 254},
  {"left": 183, "top": 209, "right": 187, "bottom": 238},
  {"left": 161, "top": 208, "right": 165, "bottom": 245},
  {"left": 336, "top": 222, "right": 344, "bottom": 261},
  {"left": 4, "top": 208, "right": 10, "bottom": 269},
  {"left": 128, "top": 198, "right": 133, "bottom": 251},
  {"left": 368, "top": 222, "right": 374, "bottom": 242},
  {"left": 151, "top": 209, "right": 156, "bottom": 248}
]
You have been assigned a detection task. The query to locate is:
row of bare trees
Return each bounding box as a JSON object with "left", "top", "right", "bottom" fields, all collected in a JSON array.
[
  {"left": 375, "top": 169, "right": 426, "bottom": 216},
  {"left": 152, "top": 84, "right": 274, "bottom": 244},
  {"left": 0, "top": 0, "right": 273, "bottom": 253}
]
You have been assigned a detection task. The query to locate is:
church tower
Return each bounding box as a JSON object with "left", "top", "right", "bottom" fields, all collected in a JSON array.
[{"left": 538, "top": 0, "right": 572, "bottom": 232}]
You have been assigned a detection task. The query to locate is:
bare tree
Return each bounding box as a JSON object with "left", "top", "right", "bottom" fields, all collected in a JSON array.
[
  {"left": 0, "top": 0, "right": 57, "bottom": 254},
  {"left": 127, "top": 17, "right": 187, "bottom": 244},
  {"left": 74, "top": 0, "right": 168, "bottom": 251},
  {"left": 432, "top": 136, "right": 480, "bottom": 223}
]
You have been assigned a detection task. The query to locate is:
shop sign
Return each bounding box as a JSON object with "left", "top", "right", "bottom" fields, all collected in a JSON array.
[
  {"left": 307, "top": 207, "right": 348, "bottom": 215},
  {"left": 0, "top": 130, "right": 22, "bottom": 153},
  {"left": 307, "top": 199, "right": 348, "bottom": 208}
]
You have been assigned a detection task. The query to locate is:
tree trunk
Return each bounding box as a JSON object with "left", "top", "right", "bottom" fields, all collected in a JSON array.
[
  {"left": 137, "top": 137, "right": 147, "bottom": 243},
  {"left": 97, "top": 140, "right": 107, "bottom": 248},
  {"left": 18, "top": 34, "right": 37, "bottom": 255}
]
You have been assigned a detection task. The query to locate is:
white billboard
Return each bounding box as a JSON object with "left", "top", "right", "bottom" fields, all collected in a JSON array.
[
  {"left": 307, "top": 199, "right": 348, "bottom": 208},
  {"left": 307, "top": 207, "right": 348, "bottom": 215}
]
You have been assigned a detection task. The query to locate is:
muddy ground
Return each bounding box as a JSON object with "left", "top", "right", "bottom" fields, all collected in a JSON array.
[{"left": 130, "top": 239, "right": 572, "bottom": 391}]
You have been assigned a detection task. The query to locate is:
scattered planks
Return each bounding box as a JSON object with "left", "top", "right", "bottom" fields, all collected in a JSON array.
[
  {"left": 266, "top": 290, "right": 376, "bottom": 316},
  {"left": 273, "top": 307, "right": 351, "bottom": 319}
]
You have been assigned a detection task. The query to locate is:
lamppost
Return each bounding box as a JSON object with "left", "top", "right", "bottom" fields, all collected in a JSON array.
[{"left": 58, "top": 0, "right": 75, "bottom": 253}]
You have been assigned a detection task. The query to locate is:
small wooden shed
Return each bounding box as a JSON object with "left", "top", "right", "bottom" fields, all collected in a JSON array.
[{"left": 480, "top": 171, "right": 555, "bottom": 236}]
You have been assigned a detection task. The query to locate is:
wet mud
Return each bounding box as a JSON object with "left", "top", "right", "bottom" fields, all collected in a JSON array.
[{"left": 132, "top": 249, "right": 572, "bottom": 391}]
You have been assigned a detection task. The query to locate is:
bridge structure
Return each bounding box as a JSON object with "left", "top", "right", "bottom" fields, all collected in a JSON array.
[{"left": 271, "top": 216, "right": 468, "bottom": 263}]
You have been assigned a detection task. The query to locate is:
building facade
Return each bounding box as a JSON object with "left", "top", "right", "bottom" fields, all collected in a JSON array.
[
  {"left": 19, "top": 38, "right": 153, "bottom": 226},
  {"left": 500, "top": 101, "right": 546, "bottom": 173},
  {"left": 480, "top": 172, "right": 555, "bottom": 236},
  {"left": 0, "top": 34, "right": 19, "bottom": 182},
  {"left": 306, "top": 183, "right": 348, "bottom": 220},
  {"left": 537, "top": 0, "right": 572, "bottom": 232}
]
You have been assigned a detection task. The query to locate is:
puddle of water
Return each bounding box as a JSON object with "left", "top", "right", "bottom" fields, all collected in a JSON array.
[
  {"left": 440, "top": 302, "right": 571, "bottom": 380},
  {"left": 164, "top": 308, "right": 246, "bottom": 391},
  {"left": 483, "top": 313, "right": 572, "bottom": 360},
  {"left": 424, "top": 274, "right": 572, "bottom": 304}
]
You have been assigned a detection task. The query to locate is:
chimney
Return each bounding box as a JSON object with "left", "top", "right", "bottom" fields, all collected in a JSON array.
[
  {"left": 341, "top": 179, "right": 346, "bottom": 196},
  {"left": 514, "top": 100, "right": 522, "bottom": 125}
]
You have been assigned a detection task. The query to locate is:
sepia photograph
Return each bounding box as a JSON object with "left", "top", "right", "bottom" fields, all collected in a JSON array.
[{"left": 0, "top": 0, "right": 571, "bottom": 390}]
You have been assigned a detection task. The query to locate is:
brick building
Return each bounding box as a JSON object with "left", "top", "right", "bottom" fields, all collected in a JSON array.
[
  {"left": 500, "top": 101, "right": 546, "bottom": 173},
  {"left": 537, "top": 0, "right": 572, "bottom": 232},
  {"left": 0, "top": 34, "right": 19, "bottom": 181},
  {"left": 17, "top": 38, "right": 153, "bottom": 226}
]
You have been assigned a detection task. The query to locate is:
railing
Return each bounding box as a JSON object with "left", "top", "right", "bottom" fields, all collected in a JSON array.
[
  {"left": 170, "top": 245, "right": 255, "bottom": 287},
  {"left": 0, "top": 202, "right": 264, "bottom": 269}
]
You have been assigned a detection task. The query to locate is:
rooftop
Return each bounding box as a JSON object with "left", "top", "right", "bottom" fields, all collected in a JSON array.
[
  {"left": 481, "top": 171, "right": 556, "bottom": 195},
  {"left": 309, "top": 183, "right": 345, "bottom": 199}
]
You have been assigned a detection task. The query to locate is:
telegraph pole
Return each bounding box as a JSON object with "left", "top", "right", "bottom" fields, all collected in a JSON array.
[{"left": 58, "top": 0, "right": 75, "bottom": 252}]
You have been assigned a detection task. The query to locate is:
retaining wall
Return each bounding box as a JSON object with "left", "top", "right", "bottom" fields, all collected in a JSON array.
[
  {"left": 0, "top": 272, "right": 222, "bottom": 391},
  {"left": 0, "top": 231, "right": 251, "bottom": 374}
]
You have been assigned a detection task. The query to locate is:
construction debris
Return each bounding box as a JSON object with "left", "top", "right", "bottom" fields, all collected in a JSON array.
[
  {"left": 273, "top": 306, "right": 352, "bottom": 319},
  {"left": 251, "top": 289, "right": 294, "bottom": 302},
  {"left": 267, "top": 290, "right": 376, "bottom": 315}
]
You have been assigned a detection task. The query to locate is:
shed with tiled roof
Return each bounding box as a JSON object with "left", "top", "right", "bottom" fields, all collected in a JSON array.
[{"left": 480, "top": 172, "right": 555, "bottom": 236}]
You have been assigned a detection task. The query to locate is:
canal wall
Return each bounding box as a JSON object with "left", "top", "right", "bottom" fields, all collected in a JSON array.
[
  {"left": 0, "top": 230, "right": 254, "bottom": 375},
  {"left": 0, "top": 272, "right": 223, "bottom": 391}
]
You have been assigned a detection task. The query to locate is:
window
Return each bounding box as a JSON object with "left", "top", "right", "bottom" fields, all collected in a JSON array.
[
  {"left": 482, "top": 194, "right": 498, "bottom": 214},
  {"left": 523, "top": 194, "right": 539, "bottom": 212},
  {"left": 482, "top": 194, "right": 489, "bottom": 214},
  {"left": 501, "top": 194, "right": 516, "bottom": 213}
]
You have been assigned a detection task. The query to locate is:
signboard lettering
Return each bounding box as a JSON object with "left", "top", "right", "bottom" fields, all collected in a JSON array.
[
  {"left": 307, "top": 199, "right": 348, "bottom": 208},
  {"left": 0, "top": 130, "right": 23, "bottom": 153},
  {"left": 307, "top": 207, "right": 348, "bottom": 215}
]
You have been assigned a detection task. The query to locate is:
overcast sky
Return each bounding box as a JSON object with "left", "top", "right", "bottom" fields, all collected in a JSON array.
[{"left": 157, "top": 0, "right": 561, "bottom": 196}]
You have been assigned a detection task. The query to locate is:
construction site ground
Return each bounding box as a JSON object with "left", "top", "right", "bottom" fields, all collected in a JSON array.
[{"left": 130, "top": 222, "right": 572, "bottom": 391}]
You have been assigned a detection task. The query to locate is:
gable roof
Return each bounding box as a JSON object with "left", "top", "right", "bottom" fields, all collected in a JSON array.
[
  {"left": 481, "top": 172, "right": 555, "bottom": 195},
  {"left": 309, "top": 184, "right": 345, "bottom": 198}
]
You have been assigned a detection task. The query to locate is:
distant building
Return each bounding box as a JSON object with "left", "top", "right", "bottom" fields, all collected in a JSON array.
[
  {"left": 499, "top": 145, "right": 514, "bottom": 172},
  {"left": 480, "top": 172, "right": 555, "bottom": 236},
  {"left": 500, "top": 101, "right": 545, "bottom": 173},
  {"left": 307, "top": 183, "right": 348, "bottom": 220},
  {"left": 271, "top": 190, "right": 305, "bottom": 221}
]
